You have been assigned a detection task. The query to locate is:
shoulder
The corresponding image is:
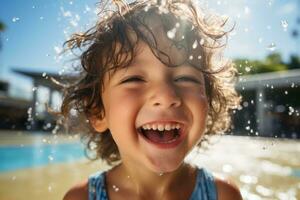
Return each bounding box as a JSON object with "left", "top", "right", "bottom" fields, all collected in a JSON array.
[
  {"left": 63, "top": 180, "right": 89, "bottom": 200},
  {"left": 214, "top": 177, "right": 243, "bottom": 200}
]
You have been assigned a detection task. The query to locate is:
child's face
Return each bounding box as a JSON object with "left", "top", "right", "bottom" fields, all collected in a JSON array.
[{"left": 93, "top": 42, "right": 208, "bottom": 173}]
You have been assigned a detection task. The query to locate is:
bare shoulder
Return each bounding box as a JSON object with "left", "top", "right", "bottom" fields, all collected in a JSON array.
[
  {"left": 215, "top": 177, "right": 243, "bottom": 200},
  {"left": 63, "top": 180, "right": 89, "bottom": 200}
]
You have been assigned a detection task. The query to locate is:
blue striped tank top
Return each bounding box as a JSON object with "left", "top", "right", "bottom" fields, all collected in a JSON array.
[{"left": 88, "top": 168, "right": 217, "bottom": 200}]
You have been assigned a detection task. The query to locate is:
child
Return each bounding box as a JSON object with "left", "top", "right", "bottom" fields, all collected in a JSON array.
[{"left": 62, "top": 0, "right": 242, "bottom": 199}]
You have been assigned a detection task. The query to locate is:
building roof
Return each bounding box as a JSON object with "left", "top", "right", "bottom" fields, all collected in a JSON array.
[
  {"left": 236, "top": 69, "right": 300, "bottom": 90},
  {"left": 12, "top": 68, "right": 75, "bottom": 90}
]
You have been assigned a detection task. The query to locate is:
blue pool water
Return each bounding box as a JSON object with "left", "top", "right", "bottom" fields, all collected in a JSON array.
[{"left": 0, "top": 142, "right": 85, "bottom": 172}]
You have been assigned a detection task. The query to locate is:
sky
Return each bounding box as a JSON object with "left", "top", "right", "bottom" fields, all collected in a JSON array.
[{"left": 0, "top": 0, "right": 299, "bottom": 100}]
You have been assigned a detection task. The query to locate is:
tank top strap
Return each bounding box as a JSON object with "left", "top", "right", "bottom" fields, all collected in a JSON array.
[
  {"left": 189, "top": 168, "right": 217, "bottom": 200},
  {"left": 88, "top": 171, "right": 108, "bottom": 200}
]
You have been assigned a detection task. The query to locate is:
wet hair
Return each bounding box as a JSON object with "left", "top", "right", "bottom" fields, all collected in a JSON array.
[{"left": 61, "top": 0, "right": 240, "bottom": 165}]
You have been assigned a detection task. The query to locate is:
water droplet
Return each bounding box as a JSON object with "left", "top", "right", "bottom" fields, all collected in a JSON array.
[
  {"left": 291, "top": 83, "right": 295, "bottom": 88},
  {"left": 85, "top": 5, "right": 91, "bottom": 12},
  {"left": 200, "top": 38, "right": 205, "bottom": 45},
  {"left": 243, "top": 101, "right": 249, "bottom": 107},
  {"left": 288, "top": 106, "right": 295, "bottom": 115},
  {"left": 48, "top": 155, "right": 54, "bottom": 161},
  {"left": 46, "top": 123, "right": 51, "bottom": 128},
  {"left": 281, "top": 20, "right": 288, "bottom": 31},
  {"left": 12, "top": 17, "right": 20, "bottom": 22},
  {"left": 189, "top": 55, "right": 193, "bottom": 60},
  {"left": 167, "top": 27, "right": 176, "bottom": 39},
  {"left": 245, "top": 66, "right": 251, "bottom": 72},
  {"left": 40, "top": 16, "right": 44, "bottom": 20},
  {"left": 244, "top": 6, "right": 250, "bottom": 15},
  {"left": 284, "top": 90, "right": 288, "bottom": 95},
  {"left": 268, "top": 0, "right": 274, "bottom": 6},
  {"left": 112, "top": 185, "right": 119, "bottom": 192},
  {"left": 267, "top": 43, "right": 276, "bottom": 51},
  {"left": 32, "top": 87, "right": 38, "bottom": 92},
  {"left": 42, "top": 72, "right": 47, "bottom": 77},
  {"left": 192, "top": 40, "right": 198, "bottom": 49}
]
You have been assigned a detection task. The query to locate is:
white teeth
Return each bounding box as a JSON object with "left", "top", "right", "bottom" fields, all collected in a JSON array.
[
  {"left": 158, "top": 124, "right": 164, "bottom": 131},
  {"left": 152, "top": 124, "right": 158, "bottom": 130},
  {"left": 141, "top": 123, "right": 181, "bottom": 131},
  {"left": 165, "top": 124, "right": 171, "bottom": 131}
]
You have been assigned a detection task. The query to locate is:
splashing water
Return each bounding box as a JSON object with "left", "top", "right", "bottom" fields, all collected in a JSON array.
[
  {"left": 281, "top": 20, "right": 288, "bottom": 32},
  {"left": 245, "top": 66, "right": 251, "bottom": 72},
  {"left": 192, "top": 40, "right": 198, "bottom": 49},
  {"left": 200, "top": 38, "right": 205, "bottom": 45},
  {"left": 167, "top": 27, "right": 177, "bottom": 39},
  {"left": 267, "top": 43, "right": 276, "bottom": 51},
  {"left": 12, "top": 17, "right": 20, "bottom": 22},
  {"left": 112, "top": 185, "right": 120, "bottom": 192}
]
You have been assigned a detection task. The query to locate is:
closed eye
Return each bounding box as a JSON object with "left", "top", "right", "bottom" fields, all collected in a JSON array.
[
  {"left": 175, "top": 76, "right": 201, "bottom": 84},
  {"left": 120, "top": 76, "right": 145, "bottom": 84}
]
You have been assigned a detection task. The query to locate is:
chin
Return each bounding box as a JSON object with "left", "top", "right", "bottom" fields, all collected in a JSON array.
[{"left": 147, "top": 154, "right": 185, "bottom": 174}]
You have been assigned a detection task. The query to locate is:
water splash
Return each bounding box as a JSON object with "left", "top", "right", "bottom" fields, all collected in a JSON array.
[
  {"left": 167, "top": 27, "right": 177, "bottom": 39},
  {"left": 281, "top": 20, "right": 288, "bottom": 32},
  {"left": 192, "top": 40, "right": 198, "bottom": 49},
  {"left": 12, "top": 17, "right": 20, "bottom": 22},
  {"left": 112, "top": 185, "right": 120, "bottom": 192},
  {"left": 267, "top": 43, "right": 276, "bottom": 51}
]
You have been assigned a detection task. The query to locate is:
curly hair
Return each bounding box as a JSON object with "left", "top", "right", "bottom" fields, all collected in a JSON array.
[{"left": 60, "top": 0, "right": 240, "bottom": 165}]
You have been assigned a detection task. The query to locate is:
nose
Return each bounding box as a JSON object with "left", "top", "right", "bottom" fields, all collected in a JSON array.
[{"left": 149, "top": 82, "right": 181, "bottom": 108}]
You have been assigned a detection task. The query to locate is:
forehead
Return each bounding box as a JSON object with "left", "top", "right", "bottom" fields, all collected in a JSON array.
[{"left": 124, "top": 6, "right": 205, "bottom": 67}]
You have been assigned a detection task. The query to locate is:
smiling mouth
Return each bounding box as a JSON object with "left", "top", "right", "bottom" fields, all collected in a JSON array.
[{"left": 137, "top": 127, "right": 181, "bottom": 144}]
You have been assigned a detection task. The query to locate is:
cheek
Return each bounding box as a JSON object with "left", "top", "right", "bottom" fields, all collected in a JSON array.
[
  {"left": 184, "top": 90, "right": 208, "bottom": 132},
  {"left": 104, "top": 88, "right": 144, "bottom": 132}
]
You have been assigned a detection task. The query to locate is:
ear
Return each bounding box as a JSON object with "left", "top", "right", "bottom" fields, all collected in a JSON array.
[{"left": 89, "top": 115, "right": 108, "bottom": 133}]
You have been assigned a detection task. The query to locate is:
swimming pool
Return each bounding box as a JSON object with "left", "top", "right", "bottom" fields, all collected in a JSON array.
[{"left": 0, "top": 142, "right": 85, "bottom": 172}]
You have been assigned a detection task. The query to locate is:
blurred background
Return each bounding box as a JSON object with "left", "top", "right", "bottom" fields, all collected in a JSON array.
[{"left": 0, "top": 0, "right": 299, "bottom": 199}]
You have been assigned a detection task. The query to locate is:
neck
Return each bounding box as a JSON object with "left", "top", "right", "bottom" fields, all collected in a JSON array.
[{"left": 107, "top": 162, "right": 196, "bottom": 197}]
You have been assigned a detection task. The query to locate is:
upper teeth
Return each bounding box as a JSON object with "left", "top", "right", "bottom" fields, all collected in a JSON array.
[{"left": 141, "top": 123, "right": 181, "bottom": 131}]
